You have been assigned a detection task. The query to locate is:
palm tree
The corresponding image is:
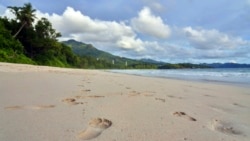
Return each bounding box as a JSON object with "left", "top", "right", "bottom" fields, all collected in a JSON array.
[{"left": 8, "top": 3, "right": 36, "bottom": 38}]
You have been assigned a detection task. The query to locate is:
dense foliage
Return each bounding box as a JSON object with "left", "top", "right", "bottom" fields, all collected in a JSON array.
[
  {"left": 0, "top": 20, "right": 34, "bottom": 64},
  {"left": 0, "top": 3, "right": 79, "bottom": 67}
]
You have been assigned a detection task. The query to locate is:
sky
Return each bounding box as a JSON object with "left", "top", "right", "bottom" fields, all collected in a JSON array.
[{"left": 1, "top": 0, "right": 250, "bottom": 63}]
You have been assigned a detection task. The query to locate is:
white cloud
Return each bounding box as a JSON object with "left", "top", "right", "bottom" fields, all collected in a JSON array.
[
  {"left": 183, "top": 26, "right": 247, "bottom": 50},
  {"left": 44, "top": 7, "right": 134, "bottom": 38},
  {"left": 1, "top": 5, "right": 250, "bottom": 63},
  {"left": 34, "top": 7, "right": 148, "bottom": 52},
  {"left": 131, "top": 7, "right": 171, "bottom": 38},
  {"left": 116, "top": 36, "right": 145, "bottom": 51},
  {"left": 0, "top": 8, "right": 15, "bottom": 19}
]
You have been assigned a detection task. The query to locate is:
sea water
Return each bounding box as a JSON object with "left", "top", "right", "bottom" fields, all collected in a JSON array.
[{"left": 109, "top": 68, "right": 250, "bottom": 86}]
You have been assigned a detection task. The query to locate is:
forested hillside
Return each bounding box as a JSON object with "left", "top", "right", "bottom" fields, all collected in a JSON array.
[{"left": 63, "top": 39, "right": 158, "bottom": 69}]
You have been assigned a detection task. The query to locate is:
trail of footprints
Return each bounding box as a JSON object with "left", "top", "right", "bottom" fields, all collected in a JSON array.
[{"left": 4, "top": 80, "right": 246, "bottom": 140}]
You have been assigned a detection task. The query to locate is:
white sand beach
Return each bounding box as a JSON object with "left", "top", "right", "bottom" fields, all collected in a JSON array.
[{"left": 0, "top": 62, "right": 250, "bottom": 141}]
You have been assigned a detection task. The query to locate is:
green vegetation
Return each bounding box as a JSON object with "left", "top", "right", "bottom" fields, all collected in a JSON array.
[
  {"left": 0, "top": 3, "right": 80, "bottom": 67},
  {"left": 158, "top": 63, "right": 210, "bottom": 69},
  {"left": 63, "top": 39, "right": 158, "bottom": 69},
  {"left": 0, "top": 3, "right": 210, "bottom": 69},
  {"left": 0, "top": 20, "right": 34, "bottom": 64}
]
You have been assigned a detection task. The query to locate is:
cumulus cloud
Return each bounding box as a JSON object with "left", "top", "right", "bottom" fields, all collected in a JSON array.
[
  {"left": 0, "top": 8, "right": 15, "bottom": 19},
  {"left": 131, "top": 7, "right": 171, "bottom": 38},
  {"left": 160, "top": 26, "right": 250, "bottom": 62},
  {"left": 1, "top": 5, "right": 249, "bottom": 63},
  {"left": 183, "top": 26, "right": 247, "bottom": 50},
  {"left": 35, "top": 7, "right": 147, "bottom": 52},
  {"left": 44, "top": 7, "right": 133, "bottom": 39},
  {"left": 116, "top": 36, "right": 145, "bottom": 52}
]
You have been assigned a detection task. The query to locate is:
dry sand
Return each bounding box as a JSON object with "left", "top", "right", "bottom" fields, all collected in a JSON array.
[{"left": 0, "top": 62, "right": 250, "bottom": 141}]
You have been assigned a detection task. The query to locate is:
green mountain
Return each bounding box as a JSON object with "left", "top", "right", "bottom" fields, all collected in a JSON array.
[
  {"left": 62, "top": 39, "right": 157, "bottom": 69},
  {"left": 63, "top": 39, "right": 118, "bottom": 60},
  {"left": 62, "top": 40, "right": 212, "bottom": 69}
]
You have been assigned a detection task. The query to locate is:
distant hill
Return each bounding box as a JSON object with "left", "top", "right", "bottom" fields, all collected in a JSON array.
[
  {"left": 139, "top": 58, "right": 166, "bottom": 65},
  {"left": 205, "top": 63, "right": 250, "bottom": 68},
  {"left": 62, "top": 39, "right": 115, "bottom": 60},
  {"left": 62, "top": 40, "right": 158, "bottom": 69},
  {"left": 62, "top": 40, "right": 250, "bottom": 69}
]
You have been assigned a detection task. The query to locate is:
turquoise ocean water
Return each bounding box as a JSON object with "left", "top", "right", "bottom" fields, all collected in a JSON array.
[{"left": 109, "top": 68, "right": 250, "bottom": 86}]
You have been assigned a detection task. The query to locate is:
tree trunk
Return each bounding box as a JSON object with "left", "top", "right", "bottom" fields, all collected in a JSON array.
[{"left": 13, "top": 22, "right": 26, "bottom": 38}]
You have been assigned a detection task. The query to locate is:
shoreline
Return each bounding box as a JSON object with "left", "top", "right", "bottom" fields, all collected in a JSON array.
[
  {"left": 107, "top": 69, "right": 250, "bottom": 88},
  {"left": 1, "top": 62, "right": 250, "bottom": 141},
  {"left": 2, "top": 62, "right": 249, "bottom": 87}
]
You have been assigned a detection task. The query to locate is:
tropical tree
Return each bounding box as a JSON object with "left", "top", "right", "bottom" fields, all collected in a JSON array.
[
  {"left": 35, "top": 17, "right": 61, "bottom": 40},
  {"left": 8, "top": 3, "right": 36, "bottom": 38}
]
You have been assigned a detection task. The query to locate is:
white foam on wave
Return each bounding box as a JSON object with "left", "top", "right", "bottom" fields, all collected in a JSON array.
[{"left": 109, "top": 68, "right": 250, "bottom": 86}]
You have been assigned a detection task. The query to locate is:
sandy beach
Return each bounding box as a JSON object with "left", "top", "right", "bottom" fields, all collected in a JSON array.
[{"left": 0, "top": 62, "right": 250, "bottom": 141}]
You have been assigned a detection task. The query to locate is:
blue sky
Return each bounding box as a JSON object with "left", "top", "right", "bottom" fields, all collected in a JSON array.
[{"left": 1, "top": 0, "right": 250, "bottom": 63}]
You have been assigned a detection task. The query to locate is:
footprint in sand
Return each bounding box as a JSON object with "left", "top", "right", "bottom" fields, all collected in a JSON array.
[
  {"left": 82, "top": 89, "right": 91, "bottom": 92},
  {"left": 5, "top": 105, "right": 55, "bottom": 110},
  {"left": 173, "top": 111, "right": 197, "bottom": 121},
  {"left": 155, "top": 97, "right": 165, "bottom": 103},
  {"left": 126, "top": 87, "right": 131, "bottom": 89},
  {"left": 77, "top": 118, "right": 112, "bottom": 140},
  {"left": 87, "top": 95, "right": 105, "bottom": 98},
  {"left": 232, "top": 103, "right": 246, "bottom": 108},
  {"left": 128, "top": 91, "right": 141, "bottom": 97},
  {"left": 204, "top": 94, "right": 214, "bottom": 97},
  {"left": 29, "top": 105, "right": 56, "bottom": 110},
  {"left": 167, "top": 95, "right": 183, "bottom": 99},
  {"left": 4, "top": 105, "right": 23, "bottom": 110},
  {"left": 209, "top": 119, "right": 242, "bottom": 135},
  {"left": 62, "top": 98, "right": 80, "bottom": 105}
]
